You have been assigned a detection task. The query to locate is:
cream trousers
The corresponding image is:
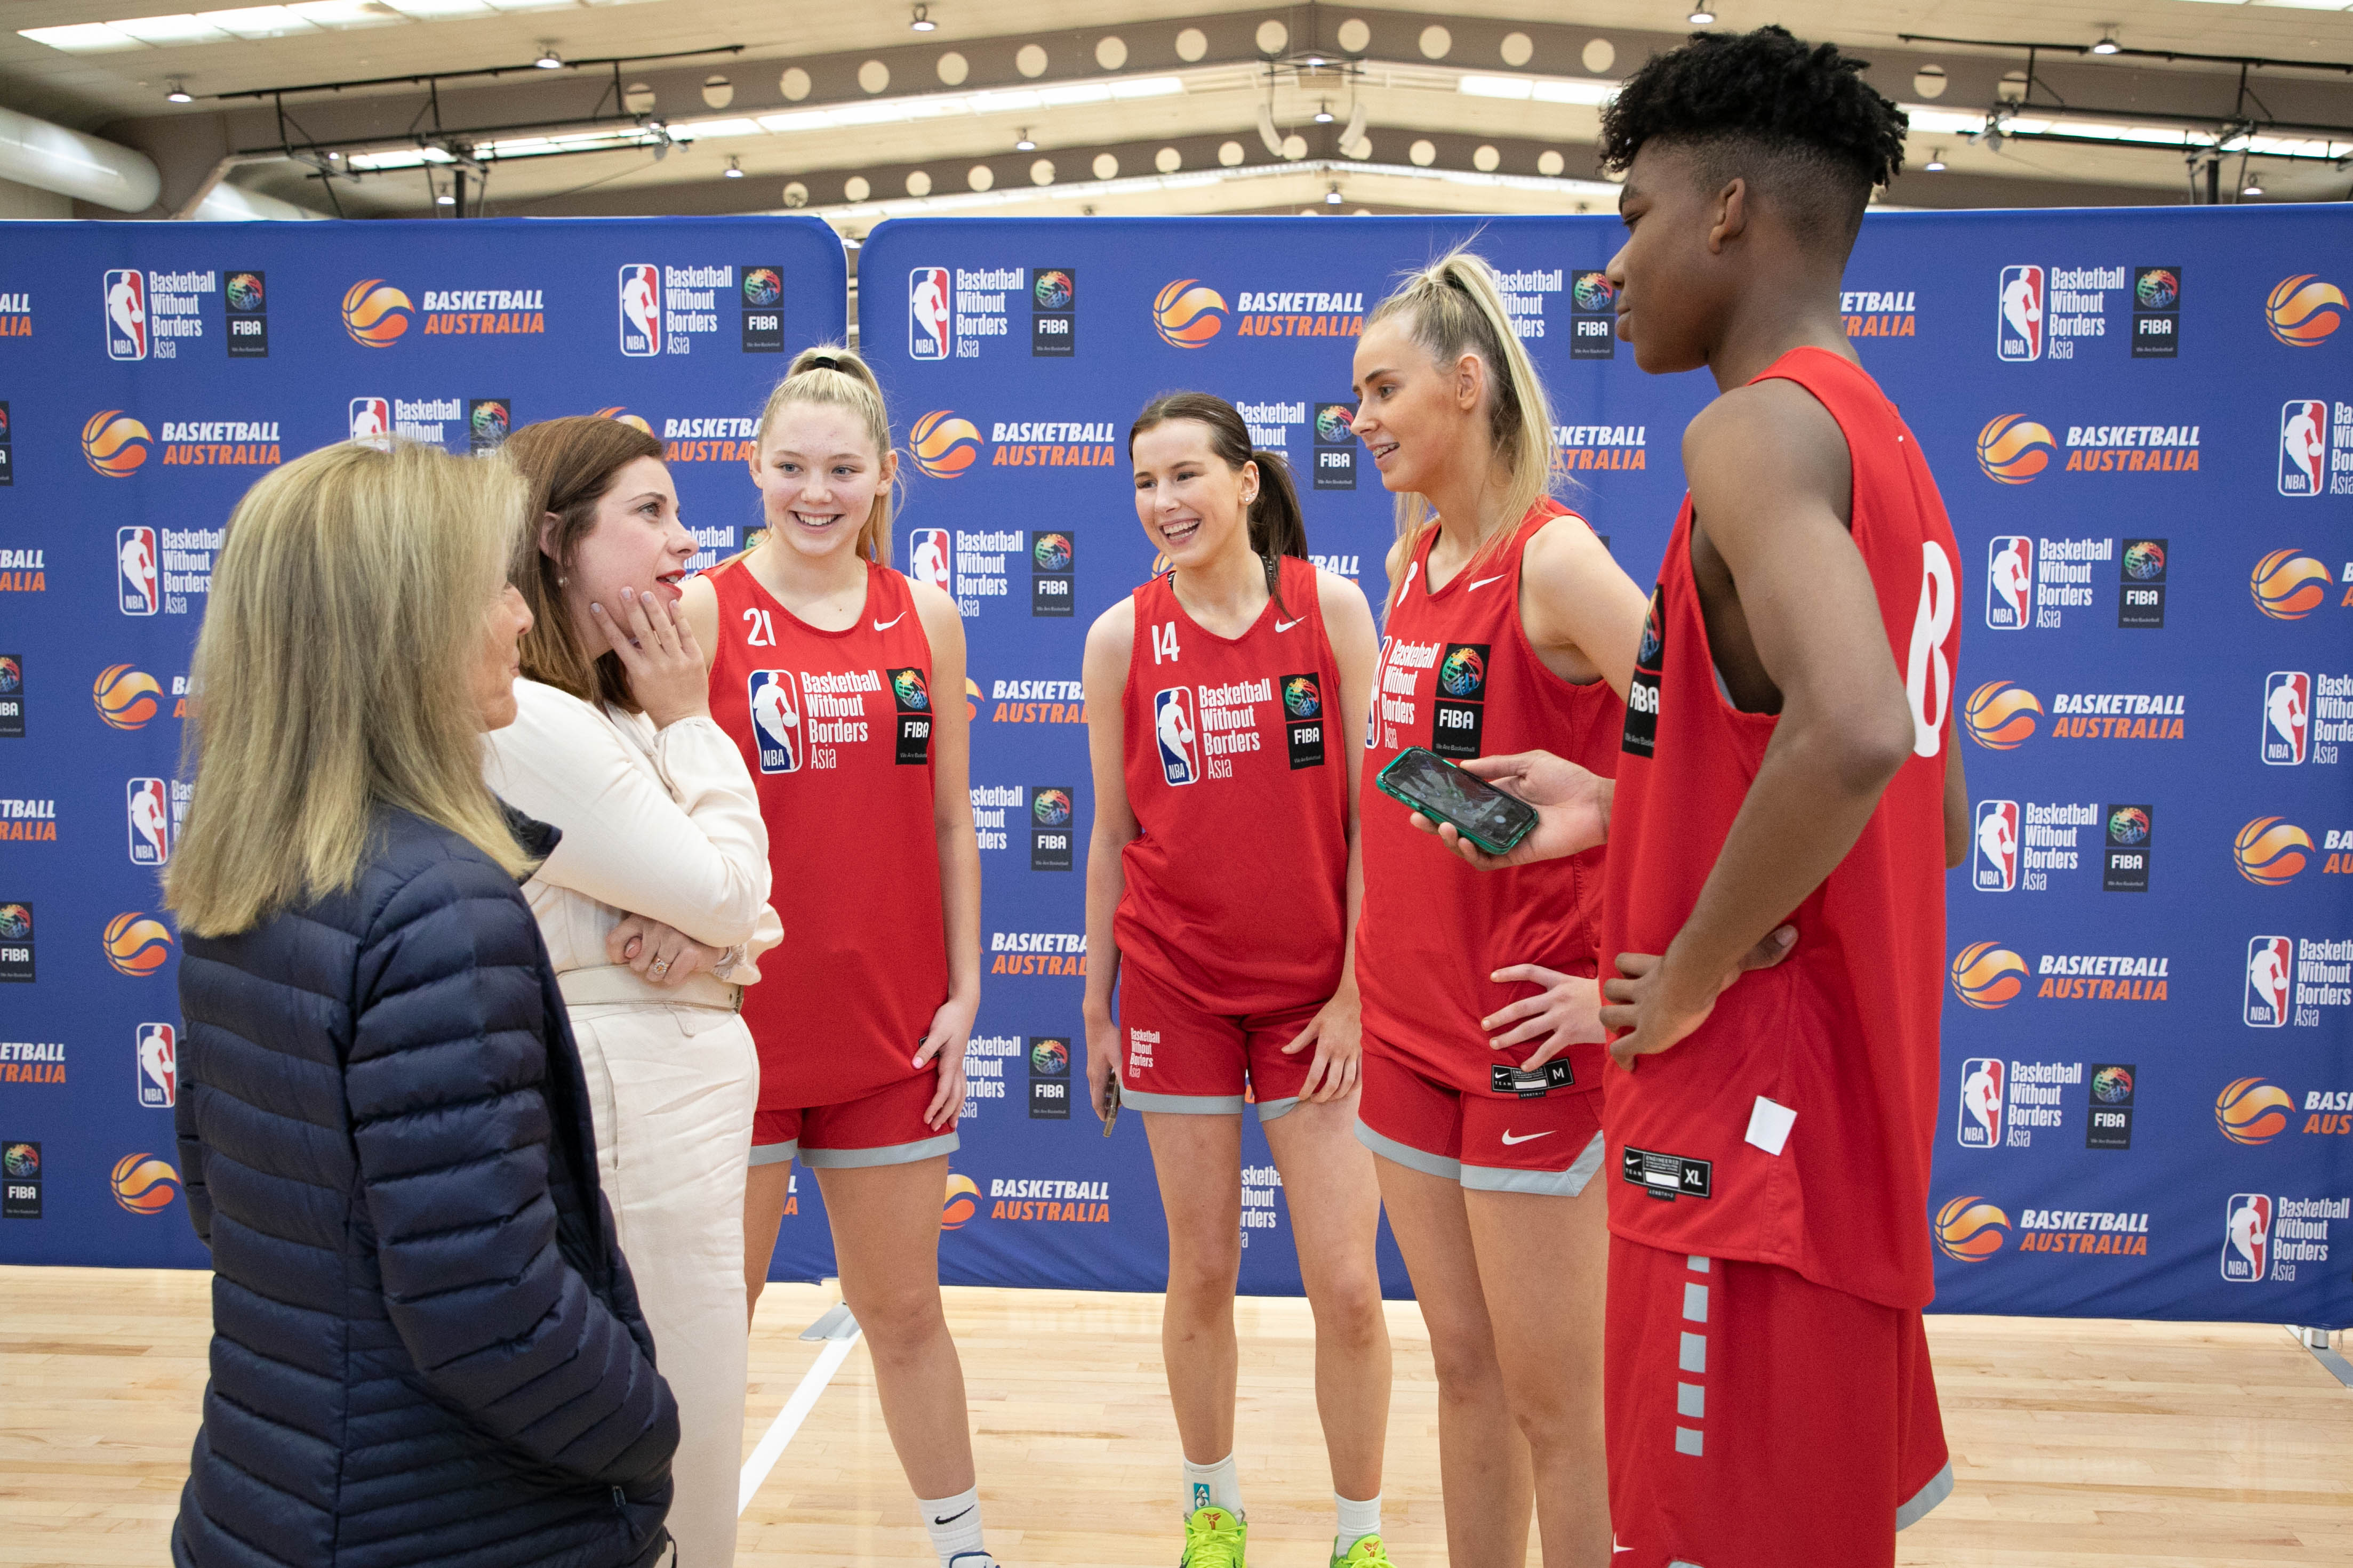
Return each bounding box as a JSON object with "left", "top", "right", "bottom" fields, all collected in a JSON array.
[{"left": 571, "top": 999, "right": 759, "bottom": 1567}]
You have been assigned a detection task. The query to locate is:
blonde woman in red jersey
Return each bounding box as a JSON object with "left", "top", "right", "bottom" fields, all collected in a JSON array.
[
  {"left": 1081, "top": 393, "right": 1390, "bottom": 1568},
  {"left": 679, "top": 345, "right": 998, "bottom": 1568}
]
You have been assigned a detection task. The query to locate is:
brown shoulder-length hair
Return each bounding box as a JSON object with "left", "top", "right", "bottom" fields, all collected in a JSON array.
[{"left": 502, "top": 414, "right": 667, "bottom": 712}]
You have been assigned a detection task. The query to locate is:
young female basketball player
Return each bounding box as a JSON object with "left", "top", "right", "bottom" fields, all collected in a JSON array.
[
  {"left": 1081, "top": 393, "right": 1391, "bottom": 1568},
  {"left": 1346, "top": 249, "right": 1650, "bottom": 1568},
  {"left": 680, "top": 345, "right": 994, "bottom": 1568}
]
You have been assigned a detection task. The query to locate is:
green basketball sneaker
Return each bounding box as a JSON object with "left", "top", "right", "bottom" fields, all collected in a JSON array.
[
  {"left": 1179, "top": 1506, "right": 1247, "bottom": 1568},
  {"left": 1331, "top": 1533, "right": 1396, "bottom": 1568}
]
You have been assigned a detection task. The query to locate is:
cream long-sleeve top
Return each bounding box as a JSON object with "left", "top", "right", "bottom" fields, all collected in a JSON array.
[{"left": 484, "top": 678, "right": 784, "bottom": 1003}]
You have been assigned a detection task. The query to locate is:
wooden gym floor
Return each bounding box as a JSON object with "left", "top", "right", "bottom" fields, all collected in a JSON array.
[{"left": 2, "top": 1266, "right": 2348, "bottom": 1566}]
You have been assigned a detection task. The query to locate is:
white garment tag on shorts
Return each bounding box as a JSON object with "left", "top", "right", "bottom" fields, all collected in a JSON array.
[{"left": 1744, "top": 1096, "right": 1797, "bottom": 1157}]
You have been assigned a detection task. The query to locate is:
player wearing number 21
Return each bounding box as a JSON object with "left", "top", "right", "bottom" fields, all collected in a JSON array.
[{"left": 1413, "top": 28, "right": 1972, "bottom": 1568}]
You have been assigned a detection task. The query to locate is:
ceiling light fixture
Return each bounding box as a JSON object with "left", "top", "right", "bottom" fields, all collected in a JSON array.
[
  {"left": 1687, "top": 9, "right": 1716, "bottom": 25},
  {"left": 724, "top": 155, "right": 742, "bottom": 177},
  {"left": 435, "top": 191, "right": 454, "bottom": 205},
  {"left": 1924, "top": 149, "right": 1947, "bottom": 171},
  {"left": 1325, "top": 183, "right": 1342, "bottom": 205},
  {"left": 909, "top": 4, "right": 934, "bottom": 32},
  {"left": 164, "top": 78, "right": 190, "bottom": 102},
  {"left": 1014, "top": 127, "right": 1035, "bottom": 150},
  {"left": 2091, "top": 31, "right": 2120, "bottom": 55},
  {"left": 2243, "top": 172, "right": 2265, "bottom": 196},
  {"left": 1313, "top": 99, "right": 1334, "bottom": 124},
  {"left": 533, "top": 45, "right": 560, "bottom": 69}
]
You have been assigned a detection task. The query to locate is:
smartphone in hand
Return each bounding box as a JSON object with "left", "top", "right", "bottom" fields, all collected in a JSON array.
[{"left": 1375, "top": 745, "right": 1540, "bottom": 856}]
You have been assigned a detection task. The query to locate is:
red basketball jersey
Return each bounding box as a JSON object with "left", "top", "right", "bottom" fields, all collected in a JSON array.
[
  {"left": 705, "top": 557, "right": 948, "bottom": 1105},
  {"left": 1601, "top": 347, "right": 1962, "bottom": 1310},
  {"left": 1116, "top": 555, "right": 1350, "bottom": 1014},
  {"left": 1356, "top": 501, "right": 1624, "bottom": 1096}
]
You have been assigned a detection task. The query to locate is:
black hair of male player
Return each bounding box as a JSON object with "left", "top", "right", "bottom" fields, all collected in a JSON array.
[{"left": 1599, "top": 25, "right": 1906, "bottom": 255}]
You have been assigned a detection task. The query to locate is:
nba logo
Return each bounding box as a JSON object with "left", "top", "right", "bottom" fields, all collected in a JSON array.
[
  {"left": 348, "top": 397, "right": 390, "bottom": 445},
  {"left": 126, "top": 777, "right": 170, "bottom": 865},
  {"left": 117, "top": 526, "right": 158, "bottom": 616},
  {"left": 136, "top": 1022, "right": 175, "bottom": 1108},
  {"left": 1972, "top": 799, "right": 2019, "bottom": 891},
  {"left": 909, "top": 528, "right": 953, "bottom": 596},
  {"left": 1153, "top": 687, "right": 1200, "bottom": 786},
  {"left": 909, "top": 267, "right": 952, "bottom": 360},
  {"left": 618, "top": 264, "right": 662, "bottom": 357},
  {"left": 2220, "top": 1193, "right": 2271, "bottom": 1283},
  {"left": 2278, "top": 399, "right": 2326, "bottom": 496},
  {"left": 2262, "top": 672, "right": 2310, "bottom": 766},
  {"left": 747, "top": 670, "right": 803, "bottom": 774},
  {"left": 2244, "top": 935, "right": 2293, "bottom": 1028},
  {"left": 1996, "top": 264, "right": 2044, "bottom": 361},
  {"left": 1985, "top": 536, "right": 2034, "bottom": 630},
  {"left": 1956, "top": 1057, "right": 2005, "bottom": 1148},
  {"left": 103, "top": 268, "right": 148, "bottom": 361}
]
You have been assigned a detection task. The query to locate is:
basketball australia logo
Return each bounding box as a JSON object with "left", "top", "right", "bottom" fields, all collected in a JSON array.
[
  {"left": 2250, "top": 549, "right": 2331, "bottom": 621},
  {"left": 1975, "top": 415, "right": 2055, "bottom": 484},
  {"left": 81, "top": 411, "right": 151, "bottom": 477},
  {"left": 2266, "top": 274, "right": 2347, "bottom": 348},
  {"left": 1153, "top": 279, "right": 1227, "bottom": 348},
  {"left": 104, "top": 912, "right": 173, "bottom": 976},
  {"left": 1950, "top": 942, "right": 2029, "bottom": 1009},
  {"left": 110, "top": 1152, "right": 180, "bottom": 1214},
  {"left": 341, "top": 279, "right": 414, "bottom": 347},
  {"left": 910, "top": 411, "right": 982, "bottom": 478},
  {"left": 2234, "top": 817, "right": 2314, "bottom": 885},
  {"left": 2215, "top": 1078, "right": 2294, "bottom": 1145},
  {"left": 1934, "top": 1195, "right": 2011, "bottom": 1262},
  {"left": 1963, "top": 681, "right": 2042, "bottom": 749}
]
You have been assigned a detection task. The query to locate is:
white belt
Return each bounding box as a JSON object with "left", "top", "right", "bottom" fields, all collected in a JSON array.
[{"left": 558, "top": 963, "right": 742, "bottom": 1013}]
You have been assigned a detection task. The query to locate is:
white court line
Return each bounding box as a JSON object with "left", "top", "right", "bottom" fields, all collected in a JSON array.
[{"left": 738, "top": 1330, "right": 861, "bottom": 1514}]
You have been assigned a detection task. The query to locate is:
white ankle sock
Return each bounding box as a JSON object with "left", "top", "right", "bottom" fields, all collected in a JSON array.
[
  {"left": 1335, "top": 1492, "right": 1382, "bottom": 1553},
  {"left": 917, "top": 1485, "right": 986, "bottom": 1566},
  {"left": 1181, "top": 1453, "right": 1243, "bottom": 1517}
]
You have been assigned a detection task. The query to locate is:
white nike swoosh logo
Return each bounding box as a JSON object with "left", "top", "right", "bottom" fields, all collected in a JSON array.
[
  {"left": 1275, "top": 616, "right": 1306, "bottom": 633},
  {"left": 1466, "top": 575, "right": 1506, "bottom": 591},
  {"left": 873, "top": 613, "right": 907, "bottom": 631},
  {"left": 1499, "top": 1129, "right": 1554, "bottom": 1145}
]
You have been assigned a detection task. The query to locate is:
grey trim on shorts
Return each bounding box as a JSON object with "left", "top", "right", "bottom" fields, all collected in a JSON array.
[
  {"left": 1896, "top": 1459, "right": 1955, "bottom": 1531},
  {"left": 1124, "top": 1088, "right": 1247, "bottom": 1116},
  {"left": 798, "top": 1130, "right": 960, "bottom": 1169},
  {"left": 1354, "top": 1117, "right": 1463, "bottom": 1181},
  {"left": 1461, "top": 1129, "right": 1609, "bottom": 1198},
  {"left": 747, "top": 1140, "right": 798, "bottom": 1168},
  {"left": 1252, "top": 1095, "right": 1302, "bottom": 1123}
]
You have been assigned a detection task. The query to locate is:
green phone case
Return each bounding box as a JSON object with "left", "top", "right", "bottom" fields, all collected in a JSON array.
[{"left": 1374, "top": 747, "right": 1538, "bottom": 857}]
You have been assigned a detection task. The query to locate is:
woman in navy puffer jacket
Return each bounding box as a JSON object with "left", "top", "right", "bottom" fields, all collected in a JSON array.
[{"left": 165, "top": 439, "right": 679, "bottom": 1568}]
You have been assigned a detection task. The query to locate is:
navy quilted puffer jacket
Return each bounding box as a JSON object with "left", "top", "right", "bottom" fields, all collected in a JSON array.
[{"left": 171, "top": 807, "right": 678, "bottom": 1568}]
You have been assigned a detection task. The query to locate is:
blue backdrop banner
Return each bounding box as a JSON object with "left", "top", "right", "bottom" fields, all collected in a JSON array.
[{"left": 0, "top": 214, "right": 847, "bottom": 1272}]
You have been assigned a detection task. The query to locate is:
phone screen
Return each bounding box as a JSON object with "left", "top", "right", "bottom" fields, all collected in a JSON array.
[{"left": 1384, "top": 748, "right": 1536, "bottom": 844}]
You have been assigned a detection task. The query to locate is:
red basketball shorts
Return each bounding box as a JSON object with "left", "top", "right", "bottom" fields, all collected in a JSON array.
[
  {"left": 750, "top": 1069, "right": 957, "bottom": 1170},
  {"left": 1354, "top": 1034, "right": 1606, "bottom": 1196},
  {"left": 1117, "top": 960, "right": 1322, "bottom": 1122},
  {"left": 1604, "top": 1236, "right": 1951, "bottom": 1567}
]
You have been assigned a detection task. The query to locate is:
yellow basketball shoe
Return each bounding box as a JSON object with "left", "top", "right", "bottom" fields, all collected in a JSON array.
[
  {"left": 1331, "top": 1533, "right": 1396, "bottom": 1568},
  {"left": 1180, "top": 1506, "right": 1247, "bottom": 1568}
]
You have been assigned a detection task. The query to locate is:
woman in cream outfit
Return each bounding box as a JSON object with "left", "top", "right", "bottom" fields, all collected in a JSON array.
[{"left": 484, "top": 416, "right": 783, "bottom": 1567}]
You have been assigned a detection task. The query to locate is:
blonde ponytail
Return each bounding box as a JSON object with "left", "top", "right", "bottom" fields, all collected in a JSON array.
[
  {"left": 752, "top": 343, "right": 898, "bottom": 566},
  {"left": 1368, "top": 246, "right": 1560, "bottom": 593}
]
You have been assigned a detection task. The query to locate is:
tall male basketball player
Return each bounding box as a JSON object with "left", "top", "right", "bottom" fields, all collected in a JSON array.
[{"left": 1410, "top": 26, "right": 1971, "bottom": 1567}]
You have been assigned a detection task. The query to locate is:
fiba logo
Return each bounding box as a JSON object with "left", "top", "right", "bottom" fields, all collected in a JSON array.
[
  {"left": 1153, "top": 687, "right": 1201, "bottom": 785},
  {"left": 909, "top": 266, "right": 951, "bottom": 359},
  {"left": 2234, "top": 816, "right": 2314, "bottom": 885},
  {"left": 909, "top": 411, "right": 982, "bottom": 478},
  {"left": 1283, "top": 674, "right": 1322, "bottom": 718},
  {"left": 1438, "top": 645, "right": 1486, "bottom": 699},
  {"left": 2279, "top": 400, "right": 2327, "bottom": 496},
  {"left": 747, "top": 670, "right": 803, "bottom": 774},
  {"left": 348, "top": 397, "right": 390, "bottom": 445},
  {"left": 1972, "top": 799, "right": 2019, "bottom": 891},
  {"left": 102, "top": 268, "right": 147, "bottom": 360},
  {"left": 909, "top": 528, "right": 953, "bottom": 594},
  {"left": 126, "top": 777, "right": 169, "bottom": 865},
  {"left": 117, "top": 526, "right": 159, "bottom": 616},
  {"left": 2221, "top": 1193, "right": 2271, "bottom": 1282},
  {"left": 1996, "top": 264, "right": 2044, "bottom": 361},
  {"left": 83, "top": 411, "right": 151, "bottom": 478},
  {"left": 2262, "top": 672, "right": 2310, "bottom": 765},
  {"left": 341, "top": 279, "right": 414, "bottom": 347},
  {"left": 137, "top": 1022, "right": 175, "bottom": 1108},
  {"left": 110, "top": 1152, "right": 180, "bottom": 1214},
  {"left": 1153, "top": 279, "right": 1227, "bottom": 348},
  {"left": 1975, "top": 414, "right": 2054, "bottom": 483},
  {"left": 1986, "top": 536, "right": 2033, "bottom": 630},
  {"left": 1950, "top": 942, "right": 2028, "bottom": 1009},
  {"left": 2266, "top": 274, "right": 2347, "bottom": 347},
  {"left": 1963, "top": 681, "right": 2042, "bottom": 749},
  {"left": 942, "top": 1171, "right": 980, "bottom": 1229},
  {"left": 1934, "top": 1195, "right": 2011, "bottom": 1262},
  {"left": 92, "top": 664, "right": 161, "bottom": 729},
  {"left": 1956, "top": 1057, "right": 2005, "bottom": 1148},
  {"left": 2244, "top": 936, "right": 2293, "bottom": 1027},
  {"left": 618, "top": 264, "right": 662, "bottom": 357},
  {"left": 2250, "top": 549, "right": 2331, "bottom": 620},
  {"left": 104, "top": 912, "right": 173, "bottom": 976}
]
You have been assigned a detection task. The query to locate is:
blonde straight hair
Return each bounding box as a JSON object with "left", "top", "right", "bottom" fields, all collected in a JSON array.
[
  {"left": 1368, "top": 245, "right": 1562, "bottom": 599},
  {"left": 166, "top": 440, "right": 531, "bottom": 937},
  {"left": 752, "top": 342, "right": 897, "bottom": 567}
]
